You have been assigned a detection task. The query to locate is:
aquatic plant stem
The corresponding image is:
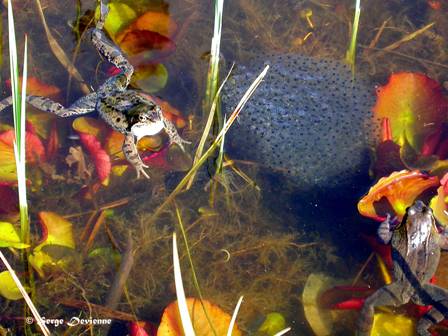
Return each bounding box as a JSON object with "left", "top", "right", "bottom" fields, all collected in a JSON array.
[
  {"left": 204, "top": 0, "right": 224, "bottom": 114},
  {"left": 151, "top": 65, "right": 269, "bottom": 220},
  {"left": 186, "top": 64, "right": 234, "bottom": 190},
  {"left": 345, "top": 0, "right": 361, "bottom": 74},
  {"left": 175, "top": 205, "right": 218, "bottom": 336},
  {"left": 227, "top": 296, "right": 243, "bottom": 336}
]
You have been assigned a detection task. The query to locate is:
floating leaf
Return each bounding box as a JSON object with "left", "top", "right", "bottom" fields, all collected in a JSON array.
[
  {"left": 157, "top": 298, "right": 242, "bottom": 336},
  {"left": 370, "top": 312, "right": 415, "bottom": 336},
  {"left": 0, "top": 221, "right": 29, "bottom": 248},
  {"left": 0, "top": 271, "right": 23, "bottom": 300},
  {"left": 373, "top": 73, "right": 448, "bottom": 151},
  {"left": 35, "top": 212, "right": 75, "bottom": 252},
  {"left": 95, "top": 2, "right": 137, "bottom": 37},
  {"left": 358, "top": 170, "right": 439, "bottom": 221},
  {"left": 131, "top": 64, "right": 168, "bottom": 93}
]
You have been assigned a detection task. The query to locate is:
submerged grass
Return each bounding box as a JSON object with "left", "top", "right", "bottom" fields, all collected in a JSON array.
[{"left": 345, "top": 0, "right": 361, "bottom": 73}]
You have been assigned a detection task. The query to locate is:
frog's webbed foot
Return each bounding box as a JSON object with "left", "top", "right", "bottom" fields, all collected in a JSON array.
[
  {"left": 123, "top": 134, "right": 150, "bottom": 179},
  {"left": 163, "top": 118, "right": 191, "bottom": 152},
  {"left": 0, "top": 94, "right": 97, "bottom": 117},
  {"left": 377, "top": 213, "right": 396, "bottom": 244}
]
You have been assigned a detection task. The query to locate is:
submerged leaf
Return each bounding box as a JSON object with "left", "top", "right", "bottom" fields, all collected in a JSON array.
[
  {"left": 78, "top": 133, "right": 111, "bottom": 185},
  {"left": 0, "top": 271, "right": 23, "bottom": 300},
  {"left": 358, "top": 170, "right": 439, "bottom": 221},
  {"left": 95, "top": 2, "right": 137, "bottom": 37},
  {"left": 373, "top": 73, "right": 448, "bottom": 151},
  {"left": 157, "top": 298, "right": 242, "bottom": 336},
  {"left": 131, "top": 64, "right": 168, "bottom": 93},
  {"left": 118, "top": 11, "right": 178, "bottom": 39},
  {"left": 72, "top": 117, "right": 107, "bottom": 138},
  {"left": 35, "top": 212, "right": 75, "bottom": 252},
  {"left": 118, "top": 30, "right": 175, "bottom": 56},
  {"left": 370, "top": 312, "right": 415, "bottom": 336},
  {"left": 0, "top": 221, "right": 29, "bottom": 248}
]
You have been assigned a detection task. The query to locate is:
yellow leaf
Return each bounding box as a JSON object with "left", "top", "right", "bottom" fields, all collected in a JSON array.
[
  {"left": 371, "top": 313, "right": 415, "bottom": 336},
  {"left": 0, "top": 271, "right": 23, "bottom": 300},
  {"left": 0, "top": 222, "right": 29, "bottom": 249},
  {"left": 35, "top": 212, "right": 75, "bottom": 252},
  {"left": 95, "top": 3, "right": 137, "bottom": 38}
]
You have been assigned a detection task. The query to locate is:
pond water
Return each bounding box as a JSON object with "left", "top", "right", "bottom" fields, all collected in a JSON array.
[{"left": 1, "top": 0, "right": 448, "bottom": 335}]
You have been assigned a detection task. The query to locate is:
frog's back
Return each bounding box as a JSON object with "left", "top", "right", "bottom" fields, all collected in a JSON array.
[
  {"left": 391, "top": 227, "right": 441, "bottom": 285},
  {"left": 223, "top": 54, "right": 379, "bottom": 193}
]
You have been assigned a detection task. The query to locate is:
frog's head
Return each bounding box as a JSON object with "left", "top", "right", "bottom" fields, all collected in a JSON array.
[
  {"left": 403, "top": 200, "right": 436, "bottom": 243},
  {"left": 130, "top": 104, "right": 164, "bottom": 141}
]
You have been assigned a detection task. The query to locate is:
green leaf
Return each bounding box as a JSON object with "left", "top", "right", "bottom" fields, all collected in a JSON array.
[
  {"left": 0, "top": 221, "right": 29, "bottom": 248},
  {"left": 0, "top": 270, "right": 24, "bottom": 300}
]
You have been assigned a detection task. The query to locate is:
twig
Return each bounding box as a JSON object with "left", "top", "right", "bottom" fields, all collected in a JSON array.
[
  {"left": 382, "top": 22, "right": 435, "bottom": 52},
  {"left": 84, "top": 210, "right": 107, "bottom": 253}
]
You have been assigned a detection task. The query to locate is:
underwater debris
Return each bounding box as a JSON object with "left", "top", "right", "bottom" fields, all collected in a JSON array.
[{"left": 223, "top": 54, "right": 378, "bottom": 193}]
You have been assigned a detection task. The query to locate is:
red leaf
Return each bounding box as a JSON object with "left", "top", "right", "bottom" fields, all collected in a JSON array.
[
  {"left": 118, "top": 30, "right": 175, "bottom": 56},
  {"left": 78, "top": 133, "right": 111, "bottom": 185},
  {"left": 0, "top": 130, "right": 46, "bottom": 163}
]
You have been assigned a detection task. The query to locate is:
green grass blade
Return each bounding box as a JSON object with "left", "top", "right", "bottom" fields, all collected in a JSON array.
[{"left": 345, "top": 0, "right": 361, "bottom": 74}]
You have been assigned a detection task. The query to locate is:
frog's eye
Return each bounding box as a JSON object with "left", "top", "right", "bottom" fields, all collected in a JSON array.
[{"left": 408, "top": 207, "right": 417, "bottom": 216}]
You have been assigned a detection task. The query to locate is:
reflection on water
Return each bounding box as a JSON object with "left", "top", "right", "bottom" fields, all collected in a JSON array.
[{"left": 1, "top": 0, "right": 448, "bottom": 335}]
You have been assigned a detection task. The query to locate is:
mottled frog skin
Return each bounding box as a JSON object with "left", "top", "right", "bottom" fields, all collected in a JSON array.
[
  {"left": 358, "top": 201, "right": 448, "bottom": 336},
  {"left": 0, "top": 0, "right": 189, "bottom": 178}
]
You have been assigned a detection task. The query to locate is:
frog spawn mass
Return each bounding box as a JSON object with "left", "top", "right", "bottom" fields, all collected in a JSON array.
[{"left": 223, "top": 54, "right": 379, "bottom": 192}]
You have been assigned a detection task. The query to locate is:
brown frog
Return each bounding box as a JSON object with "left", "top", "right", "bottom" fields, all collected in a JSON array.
[{"left": 358, "top": 200, "right": 448, "bottom": 336}]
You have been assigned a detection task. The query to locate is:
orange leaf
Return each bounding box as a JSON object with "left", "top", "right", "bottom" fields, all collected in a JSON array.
[
  {"left": 118, "top": 30, "right": 175, "bottom": 56},
  {"left": 373, "top": 73, "right": 448, "bottom": 151},
  {"left": 6, "top": 77, "right": 61, "bottom": 99},
  {"left": 36, "top": 212, "right": 75, "bottom": 251},
  {"left": 119, "top": 11, "right": 178, "bottom": 39},
  {"left": 152, "top": 97, "right": 187, "bottom": 129},
  {"left": 358, "top": 170, "right": 439, "bottom": 221},
  {"left": 157, "top": 298, "right": 242, "bottom": 336},
  {"left": 0, "top": 130, "right": 46, "bottom": 164}
]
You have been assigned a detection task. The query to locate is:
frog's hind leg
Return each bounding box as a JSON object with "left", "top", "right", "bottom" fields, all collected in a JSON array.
[
  {"left": 0, "top": 93, "right": 97, "bottom": 117},
  {"left": 358, "top": 283, "right": 406, "bottom": 336},
  {"left": 91, "top": 0, "right": 133, "bottom": 89},
  {"left": 122, "top": 133, "right": 149, "bottom": 179},
  {"left": 415, "top": 284, "right": 448, "bottom": 336}
]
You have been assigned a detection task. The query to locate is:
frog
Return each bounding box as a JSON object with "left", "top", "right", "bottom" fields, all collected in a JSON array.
[
  {"left": 0, "top": 0, "right": 189, "bottom": 179},
  {"left": 358, "top": 200, "right": 448, "bottom": 336}
]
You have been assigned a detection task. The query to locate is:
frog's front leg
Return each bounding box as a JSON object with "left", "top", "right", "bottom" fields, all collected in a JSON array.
[
  {"left": 415, "top": 284, "right": 448, "bottom": 336},
  {"left": 0, "top": 93, "right": 97, "bottom": 117},
  {"left": 378, "top": 213, "right": 394, "bottom": 244},
  {"left": 358, "top": 282, "right": 406, "bottom": 336},
  {"left": 122, "top": 133, "right": 149, "bottom": 179},
  {"left": 163, "top": 117, "right": 191, "bottom": 152}
]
